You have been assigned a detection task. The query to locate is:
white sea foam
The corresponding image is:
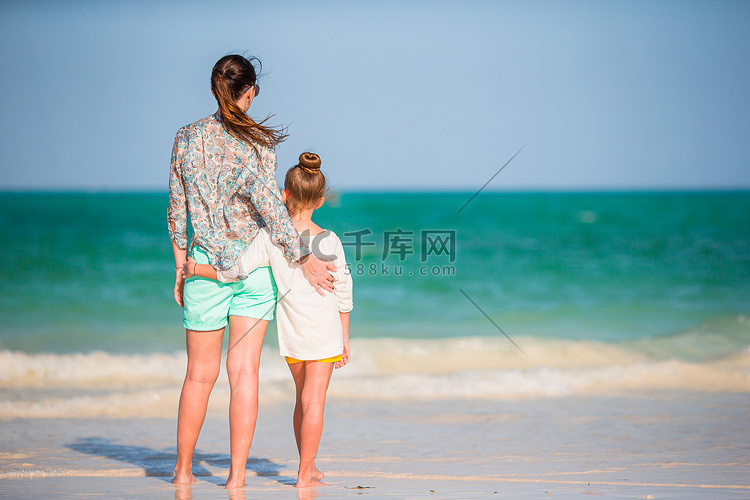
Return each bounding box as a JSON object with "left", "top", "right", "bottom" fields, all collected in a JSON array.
[
  {"left": 0, "top": 350, "right": 189, "bottom": 387},
  {"left": 1, "top": 336, "right": 748, "bottom": 417},
  {"left": 330, "top": 359, "right": 750, "bottom": 400}
]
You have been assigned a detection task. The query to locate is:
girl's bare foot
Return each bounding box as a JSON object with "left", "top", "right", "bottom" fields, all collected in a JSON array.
[
  {"left": 172, "top": 472, "right": 196, "bottom": 484},
  {"left": 225, "top": 465, "right": 246, "bottom": 489},
  {"left": 312, "top": 467, "right": 325, "bottom": 480},
  {"left": 225, "top": 477, "right": 246, "bottom": 489},
  {"left": 295, "top": 475, "right": 328, "bottom": 488}
]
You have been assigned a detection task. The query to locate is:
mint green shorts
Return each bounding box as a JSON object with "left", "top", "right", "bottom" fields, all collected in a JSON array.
[{"left": 183, "top": 247, "right": 277, "bottom": 331}]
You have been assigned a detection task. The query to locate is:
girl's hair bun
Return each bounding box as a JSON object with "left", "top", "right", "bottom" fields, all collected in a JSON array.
[{"left": 298, "top": 152, "right": 321, "bottom": 174}]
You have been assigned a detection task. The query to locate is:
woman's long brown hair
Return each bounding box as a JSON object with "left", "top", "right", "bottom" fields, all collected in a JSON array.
[{"left": 211, "top": 55, "right": 287, "bottom": 150}]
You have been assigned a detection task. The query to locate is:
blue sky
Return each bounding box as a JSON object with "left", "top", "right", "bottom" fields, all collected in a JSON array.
[{"left": 1, "top": 0, "right": 748, "bottom": 191}]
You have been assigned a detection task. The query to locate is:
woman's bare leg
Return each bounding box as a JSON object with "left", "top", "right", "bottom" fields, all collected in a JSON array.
[
  {"left": 173, "top": 328, "right": 224, "bottom": 484},
  {"left": 225, "top": 316, "right": 268, "bottom": 489},
  {"left": 288, "top": 360, "right": 334, "bottom": 488}
]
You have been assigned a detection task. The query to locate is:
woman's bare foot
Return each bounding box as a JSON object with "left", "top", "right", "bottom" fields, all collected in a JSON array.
[{"left": 171, "top": 472, "right": 196, "bottom": 484}]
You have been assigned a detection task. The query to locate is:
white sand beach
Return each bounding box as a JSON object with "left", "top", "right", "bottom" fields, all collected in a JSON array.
[{"left": 1, "top": 390, "right": 748, "bottom": 499}]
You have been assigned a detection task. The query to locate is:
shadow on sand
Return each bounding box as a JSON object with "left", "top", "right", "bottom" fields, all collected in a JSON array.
[{"left": 66, "top": 437, "right": 284, "bottom": 485}]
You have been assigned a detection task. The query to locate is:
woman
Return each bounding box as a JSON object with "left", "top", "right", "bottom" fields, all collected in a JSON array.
[{"left": 168, "top": 54, "right": 334, "bottom": 488}]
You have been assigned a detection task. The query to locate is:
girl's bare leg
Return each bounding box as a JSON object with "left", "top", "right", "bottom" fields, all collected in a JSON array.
[
  {"left": 225, "top": 316, "right": 268, "bottom": 489},
  {"left": 290, "top": 367, "right": 325, "bottom": 481},
  {"left": 288, "top": 360, "right": 334, "bottom": 488},
  {"left": 291, "top": 364, "right": 304, "bottom": 453},
  {"left": 173, "top": 328, "right": 224, "bottom": 484}
]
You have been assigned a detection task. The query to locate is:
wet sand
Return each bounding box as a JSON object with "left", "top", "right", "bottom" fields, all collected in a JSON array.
[{"left": 1, "top": 392, "right": 748, "bottom": 499}]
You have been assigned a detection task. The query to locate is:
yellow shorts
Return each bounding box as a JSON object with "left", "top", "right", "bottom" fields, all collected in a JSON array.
[{"left": 285, "top": 355, "right": 342, "bottom": 364}]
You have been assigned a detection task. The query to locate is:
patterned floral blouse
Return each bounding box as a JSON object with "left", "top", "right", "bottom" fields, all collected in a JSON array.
[{"left": 168, "top": 113, "right": 305, "bottom": 277}]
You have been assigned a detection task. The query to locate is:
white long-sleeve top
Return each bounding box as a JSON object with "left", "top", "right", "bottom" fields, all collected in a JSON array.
[{"left": 218, "top": 227, "right": 353, "bottom": 360}]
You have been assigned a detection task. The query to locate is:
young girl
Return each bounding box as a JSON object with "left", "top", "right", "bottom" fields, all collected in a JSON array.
[{"left": 183, "top": 152, "right": 353, "bottom": 488}]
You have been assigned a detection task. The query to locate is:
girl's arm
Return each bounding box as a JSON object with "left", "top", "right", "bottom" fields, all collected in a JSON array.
[
  {"left": 182, "top": 257, "right": 218, "bottom": 281},
  {"left": 331, "top": 235, "right": 354, "bottom": 313},
  {"left": 333, "top": 235, "right": 353, "bottom": 369},
  {"left": 335, "top": 312, "right": 350, "bottom": 369}
]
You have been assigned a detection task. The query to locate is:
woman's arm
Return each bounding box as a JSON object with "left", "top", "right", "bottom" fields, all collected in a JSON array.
[
  {"left": 168, "top": 128, "right": 189, "bottom": 251},
  {"left": 172, "top": 241, "right": 187, "bottom": 308},
  {"left": 245, "top": 153, "right": 302, "bottom": 261},
  {"left": 245, "top": 152, "right": 334, "bottom": 293},
  {"left": 168, "top": 128, "right": 190, "bottom": 307}
]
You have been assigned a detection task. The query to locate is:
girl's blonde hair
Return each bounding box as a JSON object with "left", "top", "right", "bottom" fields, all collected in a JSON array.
[{"left": 284, "top": 153, "right": 327, "bottom": 216}]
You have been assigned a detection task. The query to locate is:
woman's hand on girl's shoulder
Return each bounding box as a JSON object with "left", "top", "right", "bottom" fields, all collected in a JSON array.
[{"left": 300, "top": 253, "right": 336, "bottom": 295}]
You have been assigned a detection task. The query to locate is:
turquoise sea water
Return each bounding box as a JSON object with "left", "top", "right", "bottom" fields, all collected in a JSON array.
[
  {"left": 1, "top": 191, "right": 749, "bottom": 414},
  {"left": 1, "top": 191, "right": 749, "bottom": 355}
]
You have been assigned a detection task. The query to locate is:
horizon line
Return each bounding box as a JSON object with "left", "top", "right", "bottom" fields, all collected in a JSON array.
[{"left": 1, "top": 187, "right": 750, "bottom": 195}]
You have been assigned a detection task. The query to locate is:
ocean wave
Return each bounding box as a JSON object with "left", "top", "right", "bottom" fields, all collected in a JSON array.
[
  {"left": 330, "top": 359, "right": 750, "bottom": 400},
  {"left": 2, "top": 315, "right": 748, "bottom": 388},
  {"left": 1, "top": 333, "right": 748, "bottom": 417},
  {"left": 0, "top": 350, "right": 189, "bottom": 387}
]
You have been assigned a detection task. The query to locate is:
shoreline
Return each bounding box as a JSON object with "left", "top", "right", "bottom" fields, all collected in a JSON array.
[
  {"left": 2, "top": 475, "right": 748, "bottom": 500},
  {"left": 2, "top": 392, "right": 748, "bottom": 499}
]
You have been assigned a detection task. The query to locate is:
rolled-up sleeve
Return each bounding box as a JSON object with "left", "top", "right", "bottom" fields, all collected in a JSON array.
[{"left": 168, "top": 128, "right": 189, "bottom": 249}]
